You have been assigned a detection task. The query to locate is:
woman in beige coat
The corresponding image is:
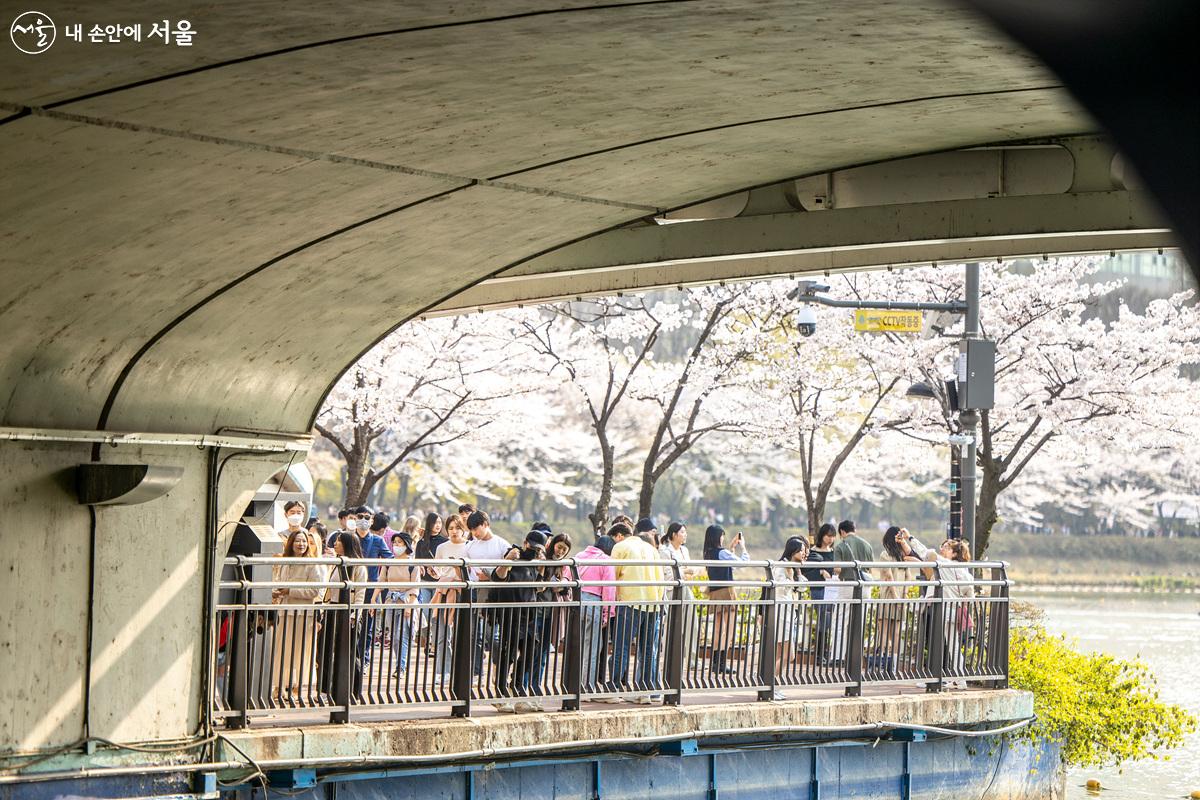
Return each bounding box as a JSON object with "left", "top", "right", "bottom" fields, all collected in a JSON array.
[{"left": 271, "top": 530, "right": 327, "bottom": 701}]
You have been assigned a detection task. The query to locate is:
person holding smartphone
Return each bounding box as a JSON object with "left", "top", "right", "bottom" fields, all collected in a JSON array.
[{"left": 702, "top": 526, "right": 750, "bottom": 678}]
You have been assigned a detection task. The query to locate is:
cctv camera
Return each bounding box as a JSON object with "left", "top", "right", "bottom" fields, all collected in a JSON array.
[{"left": 795, "top": 306, "right": 817, "bottom": 337}]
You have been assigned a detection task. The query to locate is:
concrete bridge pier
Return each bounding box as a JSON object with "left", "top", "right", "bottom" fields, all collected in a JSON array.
[{"left": 0, "top": 434, "right": 303, "bottom": 759}]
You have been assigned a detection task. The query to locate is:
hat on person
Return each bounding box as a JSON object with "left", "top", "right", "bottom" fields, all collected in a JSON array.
[
  {"left": 634, "top": 517, "right": 657, "bottom": 534},
  {"left": 531, "top": 521, "right": 553, "bottom": 534},
  {"left": 392, "top": 532, "right": 414, "bottom": 553}
]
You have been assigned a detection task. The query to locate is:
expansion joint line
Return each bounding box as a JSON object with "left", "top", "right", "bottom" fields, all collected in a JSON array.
[{"left": 0, "top": 102, "right": 659, "bottom": 213}]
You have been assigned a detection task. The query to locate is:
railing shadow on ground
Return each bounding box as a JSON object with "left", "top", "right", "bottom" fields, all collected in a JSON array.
[{"left": 211, "top": 556, "right": 1010, "bottom": 727}]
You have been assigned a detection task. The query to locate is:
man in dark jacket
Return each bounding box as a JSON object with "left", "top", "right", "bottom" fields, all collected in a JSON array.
[{"left": 491, "top": 531, "right": 552, "bottom": 712}]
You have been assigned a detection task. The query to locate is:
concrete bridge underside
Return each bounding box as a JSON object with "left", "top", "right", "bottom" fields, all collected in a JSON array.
[{"left": 0, "top": 0, "right": 1179, "bottom": 772}]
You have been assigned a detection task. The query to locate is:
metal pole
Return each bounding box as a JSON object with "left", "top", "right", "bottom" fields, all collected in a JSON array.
[{"left": 960, "top": 263, "right": 980, "bottom": 557}]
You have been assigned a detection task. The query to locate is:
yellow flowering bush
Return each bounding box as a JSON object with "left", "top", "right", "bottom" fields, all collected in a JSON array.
[{"left": 1008, "top": 619, "right": 1195, "bottom": 768}]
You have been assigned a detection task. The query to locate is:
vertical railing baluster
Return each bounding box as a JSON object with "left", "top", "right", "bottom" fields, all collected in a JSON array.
[
  {"left": 330, "top": 558, "right": 352, "bottom": 723},
  {"left": 451, "top": 559, "right": 474, "bottom": 717},
  {"left": 663, "top": 560, "right": 684, "bottom": 706},
  {"left": 228, "top": 560, "right": 250, "bottom": 729},
  {"left": 927, "top": 562, "right": 945, "bottom": 693},
  {"left": 845, "top": 561, "right": 864, "bottom": 697},
  {"left": 993, "top": 562, "right": 1010, "bottom": 688},
  {"left": 563, "top": 559, "right": 582, "bottom": 710},
  {"left": 757, "top": 563, "right": 777, "bottom": 701}
]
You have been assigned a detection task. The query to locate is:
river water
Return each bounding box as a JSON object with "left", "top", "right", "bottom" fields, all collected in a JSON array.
[{"left": 1022, "top": 592, "right": 1200, "bottom": 799}]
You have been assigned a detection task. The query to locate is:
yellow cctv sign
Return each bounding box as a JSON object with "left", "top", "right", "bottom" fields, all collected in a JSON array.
[{"left": 853, "top": 309, "right": 923, "bottom": 333}]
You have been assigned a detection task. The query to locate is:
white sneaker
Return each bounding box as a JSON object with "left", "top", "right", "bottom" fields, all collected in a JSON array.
[
  {"left": 493, "top": 702, "right": 516, "bottom": 713},
  {"left": 771, "top": 689, "right": 787, "bottom": 701},
  {"left": 633, "top": 694, "right": 657, "bottom": 705},
  {"left": 514, "top": 700, "right": 544, "bottom": 713}
]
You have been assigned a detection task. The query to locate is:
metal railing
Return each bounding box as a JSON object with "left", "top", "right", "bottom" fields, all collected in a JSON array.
[{"left": 210, "top": 555, "right": 1010, "bottom": 726}]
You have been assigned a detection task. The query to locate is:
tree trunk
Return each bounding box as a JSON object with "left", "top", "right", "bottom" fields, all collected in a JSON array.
[
  {"left": 344, "top": 450, "right": 368, "bottom": 506},
  {"left": 396, "top": 471, "right": 408, "bottom": 511},
  {"left": 806, "top": 496, "right": 827, "bottom": 539},
  {"left": 588, "top": 436, "right": 615, "bottom": 534},
  {"left": 974, "top": 464, "right": 1004, "bottom": 559},
  {"left": 636, "top": 467, "right": 655, "bottom": 520}
]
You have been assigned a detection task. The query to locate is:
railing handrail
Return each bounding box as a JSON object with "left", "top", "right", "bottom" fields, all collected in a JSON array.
[
  {"left": 211, "top": 554, "right": 1010, "bottom": 727},
  {"left": 224, "top": 555, "right": 1009, "bottom": 570}
]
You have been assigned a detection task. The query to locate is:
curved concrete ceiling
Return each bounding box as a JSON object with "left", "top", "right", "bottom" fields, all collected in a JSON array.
[{"left": 0, "top": 0, "right": 1098, "bottom": 437}]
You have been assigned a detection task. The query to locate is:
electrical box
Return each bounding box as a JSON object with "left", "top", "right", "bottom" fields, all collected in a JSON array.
[{"left": 956, "top": 338, "right": 995, "bottom": 410}]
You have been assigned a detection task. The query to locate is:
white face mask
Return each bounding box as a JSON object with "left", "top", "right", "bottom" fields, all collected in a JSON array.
[
  {"left": 286, "top": 514, "right": 303, "bottom": 526},
  {"left": 357, "top": 519, "right": 371, "bottom": 531}
]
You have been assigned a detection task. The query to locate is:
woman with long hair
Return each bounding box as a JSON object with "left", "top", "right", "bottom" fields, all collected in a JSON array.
[
  {"left": 329, "top": 531, "right": 368, "bottom": 699},
  {"left": 413, "top": 512, "right": 447, "bottom": 655},
  {"left": 873, "top": 526, "right": 922, "bottom": 676},
  {"left": 422, "top": 512, "right": 443, "bottom": 541},
  {"left": 769, "top": 537, "right": 809, "bottom": 698},
  {"left": 430, "top": 513, "right": 470, "bottom": 674},
  {"left": 382, "top": 532, "right": 420, "bottom": 678},
  {"left": 702, "top": 525, "right": 749, "bottom": 678},
  {"left": 925, "top": 537, "right": 974, "bottom": 685},
  {"left": 657, "top": 522, "right": 698, "bottom": 576},
  {"left": 803, "top": 524, "right": 838, "bottom": 664},
  {"left": 271, "top": 530, "right": 326, "bottom": 701},
  {"left": 544, "top": 532, "right": 574, "bottom": 654}
]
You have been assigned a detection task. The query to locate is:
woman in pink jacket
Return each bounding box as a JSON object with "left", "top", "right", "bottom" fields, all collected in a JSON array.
[{"left": 575, "top": 535, "right": 617, "bottom": 693}]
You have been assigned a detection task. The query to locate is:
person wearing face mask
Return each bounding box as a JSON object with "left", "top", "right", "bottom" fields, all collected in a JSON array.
[
  {"left": 278, "top": 501, "right": 308, "bottom": 547},
  {"left": 382, "top": 532, "right": 419, "bottom": 678},
  {"left": 271, "top": 530, "right": 326, "bottom": 701},
  {"left": 351, "top": 506, "right": 393, "bottom": 669}
]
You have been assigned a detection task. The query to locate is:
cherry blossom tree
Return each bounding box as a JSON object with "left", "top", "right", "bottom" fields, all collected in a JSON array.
[
  {"left": 630, "top": 285, "right": 759, "bottom": 518},
  {"left": 732, "top": 278, "right": 917, "bottom": 535},
  {"left": 512, "top": 289, "right": 758, "bottom": 531},
  {"left": 892, "top": 258, "right": 1200, "bottom": 555},
  {"left": 510, "top": 297, "right": 670, "bottom": 531},
  {"left": 314, "top": 316, "right": 525, "bottom": 507}
]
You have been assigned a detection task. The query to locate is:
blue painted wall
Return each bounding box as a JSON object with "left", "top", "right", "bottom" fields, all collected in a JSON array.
[
  {"left": 0, "top": 737, "right": 1061, "bottom": 800},
  {"left": 226, "top": 736, "right": 1060, "bottom": 800}
]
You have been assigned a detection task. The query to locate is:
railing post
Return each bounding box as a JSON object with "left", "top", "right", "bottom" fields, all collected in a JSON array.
[
  {"left": 562, "top": 558, "right": 583, "bottom": 711},
  {"left": 845, "top": 561, "right": 864, "bottom": 697},
  {"left": 992, "top": 562, "right": 1010, "bottom": 688},
  {"left": 926, "top": 562, "right": 945, "bottom": 693},
  {"left": 757, "top": 563, "right": 777, "bottom": 701},
  {"left": 227, "top": 561, "right": 250, "bottom": 729},
  {"left": 330, "top": 559, "right": 353, "bottom": 723},
  {"left": 663, "top": 560, "right": 685, "bottom": 706},
  {"left": 451, "top": 559, "right": 474, "bottom": 717}
]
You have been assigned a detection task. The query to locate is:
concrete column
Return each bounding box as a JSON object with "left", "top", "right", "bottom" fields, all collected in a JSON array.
[{"left": 0, "top": 440, "right": 291, "bottom": 754}]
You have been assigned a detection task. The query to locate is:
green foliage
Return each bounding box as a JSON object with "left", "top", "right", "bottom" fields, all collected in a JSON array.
[{"left": 1008, "top": 621, "right": 1196, "bottom": 768}]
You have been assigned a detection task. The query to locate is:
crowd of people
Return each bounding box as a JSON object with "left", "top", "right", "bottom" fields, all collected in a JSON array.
[{"left": 255, "top": 500, "right": 980, "bottom": 712}]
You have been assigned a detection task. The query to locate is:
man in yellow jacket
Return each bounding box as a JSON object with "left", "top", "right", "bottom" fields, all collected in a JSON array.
[{"left": 609, "top": 519, "right": 665, "bottom": 704}]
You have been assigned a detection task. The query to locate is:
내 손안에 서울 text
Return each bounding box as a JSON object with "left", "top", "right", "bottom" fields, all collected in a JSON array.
[{"left": 9, "top": 11, "right": 195, "bottom": 54}]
